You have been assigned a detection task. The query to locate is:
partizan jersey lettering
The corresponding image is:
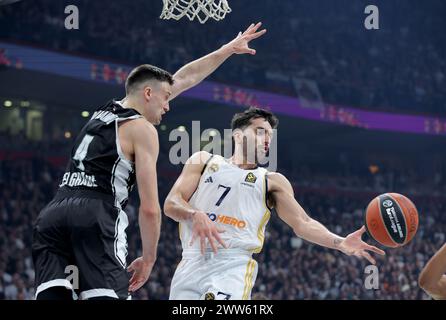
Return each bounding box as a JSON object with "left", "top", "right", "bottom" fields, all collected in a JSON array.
[
  {"left": 181, "top": 155, "right": 272, "bottom": 253},
  {"left": 59, "top": 100, "right": 142, "bottom": 209}
]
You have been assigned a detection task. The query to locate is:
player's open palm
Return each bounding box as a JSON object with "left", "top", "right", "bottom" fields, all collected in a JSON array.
[
  {"left": 339, "top": 226, "right": 386, "bottom": 265},
  {"left": 229, "top": 22, "right": 267, "bottom": 55},
  {"left": 127, "top": 257, "right": 155, "bottom": 292},
  {"left": 190, "top": 211, "right": 227, "bottom": 254}
]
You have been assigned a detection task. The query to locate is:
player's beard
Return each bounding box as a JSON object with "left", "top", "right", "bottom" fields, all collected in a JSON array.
[
  {"left": 255, "top": 145, "right": 268, "bottom": 164},
  {"left": 242, "top": 137, "right": 263, "bottom": 165}
]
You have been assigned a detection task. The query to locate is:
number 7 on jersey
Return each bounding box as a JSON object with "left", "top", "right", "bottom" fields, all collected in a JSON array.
[{"left": 215, "top": 184, "right": 231, "bottom": 206}]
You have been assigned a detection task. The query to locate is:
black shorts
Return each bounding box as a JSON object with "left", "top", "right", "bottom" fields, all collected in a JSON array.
[{"left": 32, "top": 187, "right": 130, "bottom": 300}]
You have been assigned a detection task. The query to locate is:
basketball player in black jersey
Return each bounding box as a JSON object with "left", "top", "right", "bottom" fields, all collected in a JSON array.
[{"left": 32, "top": 22, "right": 266, "bottom": 300}]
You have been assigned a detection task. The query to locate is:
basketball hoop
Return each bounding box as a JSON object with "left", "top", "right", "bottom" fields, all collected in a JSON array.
[{"left": 160, "top": 0, "right": 231, "bottom": 24}]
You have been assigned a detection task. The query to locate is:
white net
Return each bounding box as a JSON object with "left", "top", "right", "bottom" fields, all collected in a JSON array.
[{"left": 160, "top": 0, "right": 231, "bottom": 24}]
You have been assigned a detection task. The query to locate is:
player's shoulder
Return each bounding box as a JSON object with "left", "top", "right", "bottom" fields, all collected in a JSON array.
[
  {"left": 266, "top": 171, "right": 292, "bottom": 191},
  {"left": 131, "top": 117, "right": 156, "bottom": 130},
  {"left": 266, "top": 171, "right": 288, "bottom": 182},
  {"left": 187, "top": 151, "right": 213, "bottom": 166},
  {"left": 127, "top": 118, "right": 158, "bottom": 138}
]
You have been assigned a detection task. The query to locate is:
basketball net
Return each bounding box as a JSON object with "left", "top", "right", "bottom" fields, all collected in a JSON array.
[{"left": 160, "top": 0, "right": 231, "bottom": 24}]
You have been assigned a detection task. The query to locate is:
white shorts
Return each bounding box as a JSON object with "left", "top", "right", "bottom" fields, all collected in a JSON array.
[{"left": 169, "top": 249, "right": 258, "bottom": 300}]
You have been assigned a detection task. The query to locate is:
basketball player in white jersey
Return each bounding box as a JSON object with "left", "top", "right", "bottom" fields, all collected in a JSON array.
[
  {"left": 164, "top": 107, "right": 386, "bottom": 300},
  {"left": 419, "top": 243, "right": 446, "bottom": 299}
]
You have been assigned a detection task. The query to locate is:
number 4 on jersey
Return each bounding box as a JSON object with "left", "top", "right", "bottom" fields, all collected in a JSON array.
[{"left": 73, "top": 134, "right": 94, "bottom": 171}]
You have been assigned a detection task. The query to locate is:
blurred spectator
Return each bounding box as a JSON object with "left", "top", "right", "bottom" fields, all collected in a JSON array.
[{"left": 0, "top": 0, "right": 445, "bottom": 115}]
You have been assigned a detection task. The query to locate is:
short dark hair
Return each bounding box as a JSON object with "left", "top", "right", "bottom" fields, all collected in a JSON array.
[
  {"left": 231, "top": 107, "right": 279, "bottom": 131},
  {"left": 125, "top": 64, "right": 174, "bottom": 94}
]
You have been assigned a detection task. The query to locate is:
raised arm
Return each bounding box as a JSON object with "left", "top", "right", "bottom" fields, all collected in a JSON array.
[
  {"left": 169, "top": 22, "right": 267, "bottom": 100},
  {"left": 419, "top": 243, "right": 446, "bottom": 299},
  {"left": 267, "top": 172, "right": 385, "bottom": 264},
  {"left": 164, "top": 151, "right": 227, "bottom": 254},
  {"left": 126, "top": 119, "right": 161, "bottom": 292}
]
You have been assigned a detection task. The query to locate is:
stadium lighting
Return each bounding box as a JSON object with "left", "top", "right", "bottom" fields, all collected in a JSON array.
[
  {"left": 81, "top": 111, "right": 90, "bottom": 118},
  {"left": 64, "top": 131, "right": 72, "bottom": 139},
  {"left": 4, "top": 100, "right": 12, "bottom": 107},
  {"left": 20, "top": 101, "right": 30, "bottom": 107}
]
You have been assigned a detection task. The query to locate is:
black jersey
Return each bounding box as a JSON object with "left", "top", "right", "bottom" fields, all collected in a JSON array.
[
  {"left": 59, "top": 100, "right": 143, "bottom": 209},
  {"left": 33, "top": 100, "right": 144, "bottom": 299}
]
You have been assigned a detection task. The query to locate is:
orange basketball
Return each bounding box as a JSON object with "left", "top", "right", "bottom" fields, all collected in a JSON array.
[{"left": 364, "top": 193, "right": 419, "bottom": 248}]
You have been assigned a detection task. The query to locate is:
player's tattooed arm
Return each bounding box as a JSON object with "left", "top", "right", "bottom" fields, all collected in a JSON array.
[
  {"left": 169, "top": 22, "right": 266, "bottom": 100},
  {"left": 267, "top": 172, "right": 343, "bottom": 248},
  {"left": 333, "top": 238, "right": 342, "bottom": 248},
  {"left": 419, "top": 243, "right": 446, "bottom": 299},
  {"left": 267, "top": 172, "right": 385, "bottom": 265}
]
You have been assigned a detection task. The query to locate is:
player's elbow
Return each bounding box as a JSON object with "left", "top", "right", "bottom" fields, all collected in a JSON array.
[
  {"left": 292, "top": 223, "right": 305, "bottom": 238},
  {"left": 139, "top": 204, "right": 160, "bottom": 218},
  {"left": 418, "top": 270, "right": 435, "bottom": 291},
  {"left": 163, "top": 195, "right": 175, "bottom": 218}
]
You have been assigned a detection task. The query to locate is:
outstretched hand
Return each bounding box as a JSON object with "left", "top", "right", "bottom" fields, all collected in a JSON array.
[
  {"left": 226, "top": 22, "right": 267, "bottom": 55},
  {"left": 339, "top": 226, "right": 386, "bottom": 265}
]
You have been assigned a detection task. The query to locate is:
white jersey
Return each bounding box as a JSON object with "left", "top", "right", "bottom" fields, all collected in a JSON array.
[{"left": 180, "top": 155, "right": 272, "bottom": 253}]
